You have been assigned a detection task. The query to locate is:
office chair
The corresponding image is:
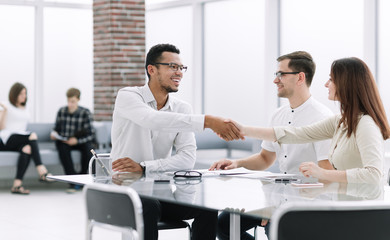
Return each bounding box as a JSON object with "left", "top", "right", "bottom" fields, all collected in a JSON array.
[
  {"left": 269, "top": 201, "right": 390, "bottom": 240},
  {"left": 84, "top": 183, "right": 144, "bottom": 240},
  {"left": 87, "top": 161, "right": 191, "bottom": 239}
]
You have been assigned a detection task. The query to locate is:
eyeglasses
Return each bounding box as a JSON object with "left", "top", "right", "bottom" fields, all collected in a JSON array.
[
  {"left": 154, "top": 62, "right": 188, "bottom": 73},
  {"left": 173, "top": 170, "right": 202, "bottom": 179},
  {"left": 274, "top": 71, "right": 300, "bottom": 80}
]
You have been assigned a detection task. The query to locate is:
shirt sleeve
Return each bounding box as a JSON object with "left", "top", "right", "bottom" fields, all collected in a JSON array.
[
  {"left": 143, "top": 104, "right": 197, "bottom": 172},
  {"left": 345, "top": 116, "right": 383, "bottom": 184},
  {"left": 114, "top": 88, "right": 204, "bottom": 132},
  {"left": 77, "top": 109, "right": 95, "bottom": 144}
]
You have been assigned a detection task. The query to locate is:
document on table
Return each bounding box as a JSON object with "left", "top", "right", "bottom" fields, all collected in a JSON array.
[{"left": 195, "top": 167, "right": 273, "bottom": 177}]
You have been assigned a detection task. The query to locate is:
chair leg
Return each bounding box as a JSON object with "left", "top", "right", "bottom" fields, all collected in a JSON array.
[
  {"left": 187, "top": 225, "right": 192, "bottom": 240},
  {"left": 86, "top": 221, "right": 93, "bottom": 240}
]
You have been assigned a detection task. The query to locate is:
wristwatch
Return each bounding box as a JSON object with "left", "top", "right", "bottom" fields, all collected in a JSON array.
[{"left": 140, "top": 161, "right": 146, "bottom": 172}]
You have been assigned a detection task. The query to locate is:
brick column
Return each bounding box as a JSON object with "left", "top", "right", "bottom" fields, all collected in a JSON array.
[{"left": 93, "top": 0, "right": 146, "bottom": 121}]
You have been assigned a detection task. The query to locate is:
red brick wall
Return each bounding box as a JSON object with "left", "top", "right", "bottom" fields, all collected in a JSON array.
[{"left": 93, "top": 0, "right": 146, "bottom": 121}]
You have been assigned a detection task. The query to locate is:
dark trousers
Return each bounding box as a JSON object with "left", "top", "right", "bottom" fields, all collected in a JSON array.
[
  {"left": 55, "top": 140, "right": 92, "bottom": 175},
  {"left": 217, "top": 211, "right": 270, "bottom": 240},
  {"left": 0, "top": 134, "right": 43, "bottom": 181},
  {"left": 140, "top": 197, "right": 218, "bottom": 240}
]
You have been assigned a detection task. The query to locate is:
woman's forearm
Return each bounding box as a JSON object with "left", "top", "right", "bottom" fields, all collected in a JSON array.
[{"left": 242, "top": 126, "right": 276, "bottom": 141}]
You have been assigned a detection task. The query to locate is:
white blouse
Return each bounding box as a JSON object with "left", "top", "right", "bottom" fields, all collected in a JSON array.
[
  {"left": 274, "top": 115, "right": 384, "bottom": 184},
  {"left": 0, "top": 101, "right": 30, "bottom": 143}
]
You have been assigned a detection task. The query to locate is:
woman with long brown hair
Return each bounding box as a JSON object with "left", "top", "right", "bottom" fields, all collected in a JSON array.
[
  {"left": 233, "top": 57, "right": 389, "bottom": 184},
  {"left": 0, "top": 82, "right": 53, "bottom": 194}
]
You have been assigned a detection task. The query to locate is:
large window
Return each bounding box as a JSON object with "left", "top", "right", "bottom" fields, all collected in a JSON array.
[
  {"left": 379, "top": 0, "right": 390, "bottom": 118},
  {"left": 281, "top": 0, "right": 364, "bottom": 113},
  {"left": 204, "top": 0, "right": 266, "bottom": 125},
  {"left": 43, "top": 7, "right": 93, "bottom": 122},
  {"left": 0, "top": 5, "right": 35, "bottom": 116},
  {"left": 0, "top": 1, "right": 92, "bottom": 122}
]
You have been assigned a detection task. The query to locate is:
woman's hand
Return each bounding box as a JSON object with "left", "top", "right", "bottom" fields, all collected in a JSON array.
[{"left": 299, "top": 162, "right": 325, "bottom": 179}]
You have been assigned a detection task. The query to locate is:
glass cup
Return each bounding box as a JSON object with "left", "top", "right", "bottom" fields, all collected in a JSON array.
[{"left": 88, "top": 153, "right": 112, "bottom": 180}]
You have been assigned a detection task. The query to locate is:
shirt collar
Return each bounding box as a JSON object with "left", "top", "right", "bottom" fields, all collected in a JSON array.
[
  {"left": 141, "top": 84, "right": 173, "bottom": 111},
  {"left": 290, "top": 96, "right": 313, "bottom": 113}
]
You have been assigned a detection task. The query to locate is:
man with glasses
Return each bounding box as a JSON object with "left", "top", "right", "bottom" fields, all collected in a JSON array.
[
  {"left": 110, "top": 43, "right": 238, "bottom": 240},
  {"left": 210, "top": 51, "right": 334, "bottom": 240}
]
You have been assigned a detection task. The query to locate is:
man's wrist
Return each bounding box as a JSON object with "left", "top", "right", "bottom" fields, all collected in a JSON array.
[{"left": 204, "top": 115, "right": 215, "bottom": 129}]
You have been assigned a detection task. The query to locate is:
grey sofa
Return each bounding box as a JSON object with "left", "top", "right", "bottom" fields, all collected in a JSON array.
[
  {"left": 0, "top": 122, "right": 270, "bottom": 186},
  {"left": 0, "top": 122, "right": 112, "bottom": 185}
]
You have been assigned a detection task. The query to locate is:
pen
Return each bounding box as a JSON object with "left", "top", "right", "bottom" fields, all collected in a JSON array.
[
  {"left": 154, "top": 179, "right": 170, "bottom": 183},
  {"left": 274, "top": 178, "right": 298, "bottom": 183},
  {"left": 90, "top": 149, "right": 111, "bottom": 176}
]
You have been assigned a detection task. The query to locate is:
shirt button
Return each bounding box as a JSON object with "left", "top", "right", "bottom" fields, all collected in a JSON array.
[
  {"left": 285, "top": 155, "right": 287, "bottom": 158},
  {"left": 288, "top": 122, "right": 291, "bottom": 124},
  {"left": 292, "top": 110, "right": 294, "bottom": 112}
]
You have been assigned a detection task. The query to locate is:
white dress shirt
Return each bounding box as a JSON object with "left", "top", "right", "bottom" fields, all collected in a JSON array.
[
  {"left": 111, "top": 84, "right": 205, "bottom": 172},
  {"left": 261, "top": 97, "right": 333, "bottom": 174}
]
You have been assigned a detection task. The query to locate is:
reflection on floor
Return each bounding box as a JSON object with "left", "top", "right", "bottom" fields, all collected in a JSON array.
[{"left": 0, "top": 182, "right": 267, "bottom": 240}]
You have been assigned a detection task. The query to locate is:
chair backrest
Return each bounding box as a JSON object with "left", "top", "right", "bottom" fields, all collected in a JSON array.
[
  {"left": 270, "top": 201, "right": 390, "bottom": 240},
  {"left": 84, "top": 183, "right": 144, "bottom": 240}
]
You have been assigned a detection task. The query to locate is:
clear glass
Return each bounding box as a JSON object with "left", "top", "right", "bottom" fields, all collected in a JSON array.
[
  {"left": 0, "top": 5, "right": 35, "bottom": 117},
  {"left": 43, "top": 7, "right": 93, "bottom": 122},
  {"left": 378, "top": 0, "right": 390, "bottom": 121},
  {"left": 89, "top": 153, "right": 112, "bottom": 180},
  {"left": 204, "top": 0, "right": 265, "bottom": 125},
  {"left": 146, "top": 6, "right": 193, "bottom": 106},
  {"left": 281, "top": 0, "right": 364, "bottom": 114}
]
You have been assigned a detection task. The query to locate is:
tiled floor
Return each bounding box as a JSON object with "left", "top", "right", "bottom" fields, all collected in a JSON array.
[
  {"left": 0, "top": 183, "right": 191, "bottom": 240},
  {"left": 0, "top": 182, "right": 267, "bottom": 240}
]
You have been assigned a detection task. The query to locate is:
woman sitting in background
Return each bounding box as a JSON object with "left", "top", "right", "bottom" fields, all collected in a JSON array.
[
  {"left": 233, "top": 57, "right": 389, "bottom": 184},
  {"left": 0, "top": 82, "right": 52, "bottom": 194}
]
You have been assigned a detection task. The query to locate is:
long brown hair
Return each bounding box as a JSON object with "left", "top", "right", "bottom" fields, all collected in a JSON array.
[
  {"left": 9, "top": 82, "right": 27, "bottom": 107},
  {"left": 331, "top": 57, "right": 390, "bottom": 139}
]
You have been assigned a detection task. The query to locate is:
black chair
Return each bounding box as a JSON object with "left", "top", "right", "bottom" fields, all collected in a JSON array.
[
  {"left": 84, "top": 183, "right": 144, "bottom": 240},
  {"left": 269, "top": 201, "right": 390, "bottom": 240}
]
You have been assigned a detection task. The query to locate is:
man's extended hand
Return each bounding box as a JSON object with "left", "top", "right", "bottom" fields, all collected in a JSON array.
[
  {"left": 205, "top": 115, "right": 244, "bottom": 141},
  {"left": 112, "top": 157, "right": 143, "bottom": 172}
]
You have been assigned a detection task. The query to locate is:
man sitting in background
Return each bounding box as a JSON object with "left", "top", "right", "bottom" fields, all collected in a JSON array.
[{"left": 51, "top": 87, "right": 94, "bottom": 192}]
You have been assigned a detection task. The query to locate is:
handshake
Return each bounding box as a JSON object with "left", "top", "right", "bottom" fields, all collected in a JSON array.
[{"left": 205, "top": 115, "right": 245, "bottom": 141}]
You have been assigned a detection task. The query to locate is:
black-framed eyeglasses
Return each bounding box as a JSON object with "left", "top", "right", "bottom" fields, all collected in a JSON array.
[
  {"left": 173, "top": 170, "right": 202, "bottom": 179},
  {"left": 154, "top": 62, "right": 188, "bottom": 73},
  {"left": 274, "top": 71, "right": 300, "bottom": 80}
]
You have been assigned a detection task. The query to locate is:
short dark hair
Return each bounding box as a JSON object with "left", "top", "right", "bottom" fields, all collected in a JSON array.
[
  {"left": 145, "top": 44, "right": 180, "bottom": 79},
  {"left": 66, "top": 88, "right": 81, "bottom": 99},
  {"left": 277, "top": 51, "right": 316, "bottom": 87},
  {"left": 9, "top": 82, "right": 27, "bottom": 107}
]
